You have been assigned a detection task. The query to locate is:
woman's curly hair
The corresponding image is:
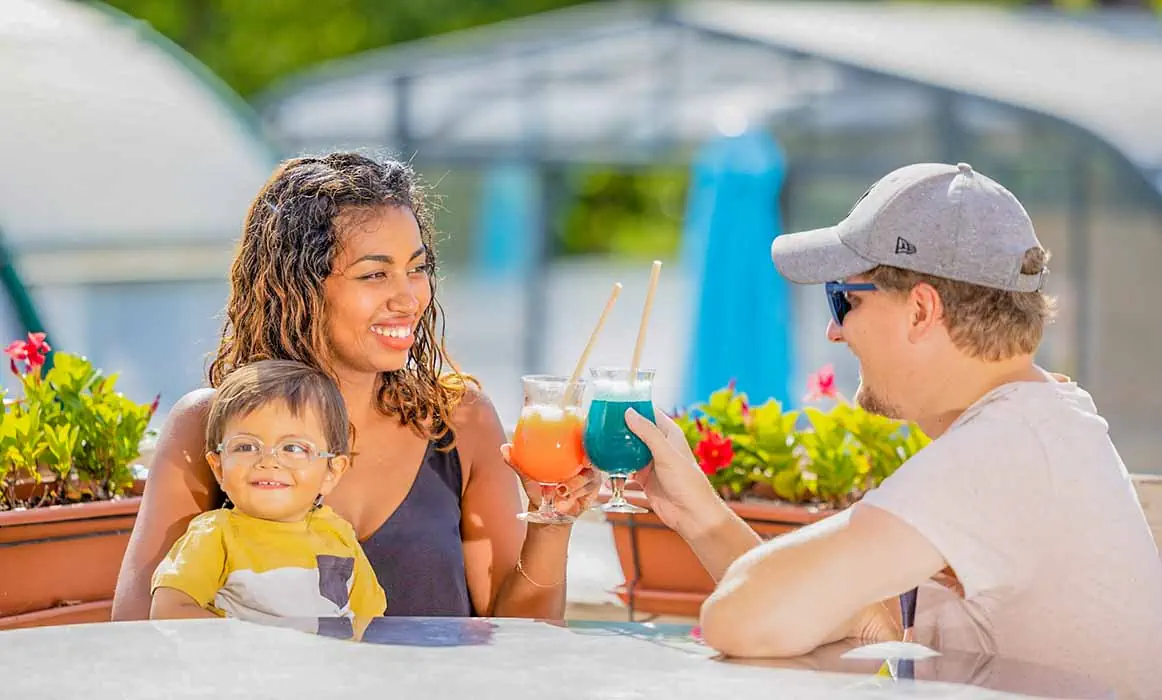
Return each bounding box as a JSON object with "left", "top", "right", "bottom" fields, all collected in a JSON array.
[{"left": 208, "top": 152, "right": 472, "bottom": 447}]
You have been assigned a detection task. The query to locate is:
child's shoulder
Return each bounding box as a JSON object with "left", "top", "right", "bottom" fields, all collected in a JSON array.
[
  {"left": 310, "top": 506, "right": 359, "bottom": 539},
  {"left": 185, "top": 508, "right": 234, "bottom": 534}
]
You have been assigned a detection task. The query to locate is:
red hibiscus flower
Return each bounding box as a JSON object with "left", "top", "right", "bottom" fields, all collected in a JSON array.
[
  {"left": 695, "top": 430, "right": 734, "bottom": 476},
  {"left": 804, "top": 363, "right": 838, "bottom": 402},
  {"left": 5, "top": 332, "right": 51, "bottom": 375}
]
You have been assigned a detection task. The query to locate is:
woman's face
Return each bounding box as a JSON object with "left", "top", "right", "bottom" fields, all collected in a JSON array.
[{"left": 323, "top": 206, "right": 433, "bottom": 380}]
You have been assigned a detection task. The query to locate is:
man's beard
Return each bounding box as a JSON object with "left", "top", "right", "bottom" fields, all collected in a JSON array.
[{"left": 854, "top": 378, "right": 903, "bottom": 420}]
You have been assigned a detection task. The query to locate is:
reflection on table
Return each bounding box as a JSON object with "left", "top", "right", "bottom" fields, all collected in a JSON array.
[{"left": 0, "top": 616, "right": 1113, "bottom": 700}]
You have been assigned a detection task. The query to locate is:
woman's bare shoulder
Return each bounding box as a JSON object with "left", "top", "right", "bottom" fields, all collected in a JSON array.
[
  {"left": 149, "top": 388, "right": 217, "bottom": 478},
  {"left": 447, "top": 384, "right": 507, "bottom": 479},
  {"left": 450, "top": 383, "right": 501, "bottom": 433},
  {"left": 165, "top": 388, "right": 216, "bottom": 438},
  {"left": 173, "top": 387, "right": 216, "bottom": 417}
]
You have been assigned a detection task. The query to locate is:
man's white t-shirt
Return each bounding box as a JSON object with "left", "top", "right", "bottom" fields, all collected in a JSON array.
[{"left": 858, "top": 379, "right": 1162, "bottom": 699}]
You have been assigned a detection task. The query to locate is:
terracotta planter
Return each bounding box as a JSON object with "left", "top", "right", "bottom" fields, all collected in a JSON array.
[
  {"left": 604, "top": 490, "right": 837, "bottom": 618},
  {"left": 0, "top": 482, "right": 144, "bottom": 630}
]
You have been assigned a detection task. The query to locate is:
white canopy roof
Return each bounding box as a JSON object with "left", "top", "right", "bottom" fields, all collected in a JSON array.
[
  {"left": 690, "top": 1, "right": 1162, "bottom": 188},
  {"left": 257, "top": 0, "right": 1162, "bottom": 195},
  {"left": 0, "top": 0, "right": 275, "bottom": 253}
]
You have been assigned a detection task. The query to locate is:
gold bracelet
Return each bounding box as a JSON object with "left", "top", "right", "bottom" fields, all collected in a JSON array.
[{"left": 516, "top": 556, "right": 565, "bottom": 589}]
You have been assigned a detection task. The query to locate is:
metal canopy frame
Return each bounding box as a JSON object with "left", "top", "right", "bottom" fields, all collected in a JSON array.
[
  {"left": 255, "top": 0, "right": 1162, "bottom": 383},
  {"left": 257, "top": 0, "right": 1162, "bottom": 202}
]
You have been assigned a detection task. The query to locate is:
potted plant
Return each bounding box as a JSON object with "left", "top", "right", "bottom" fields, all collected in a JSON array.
[
  {"left": 0, "top": 333, "right": 158, "bottom": 630},
  {"left": 605, "top": 365, "right": 931, "bottom": 618}
]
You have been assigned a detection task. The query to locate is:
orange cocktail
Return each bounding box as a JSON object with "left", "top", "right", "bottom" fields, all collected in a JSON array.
[
  {"left": 511, "top": 406, "right": 585, "bottom": 484},
  {"left": 511, "top": 375, "right": 587, "bottom": 525}
]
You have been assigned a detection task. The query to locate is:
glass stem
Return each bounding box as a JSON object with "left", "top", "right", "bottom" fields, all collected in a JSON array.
[
  {"left": 608, "top": 475, "right": 627, "bottom": 505},
  {"left": 538, "top": 483, "right": 558, "bottom": 516}
]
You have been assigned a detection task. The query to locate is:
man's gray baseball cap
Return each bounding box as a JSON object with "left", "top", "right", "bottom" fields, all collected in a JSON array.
[{"left": 770, "top": 162, "right": 1048, "bottom": 293}]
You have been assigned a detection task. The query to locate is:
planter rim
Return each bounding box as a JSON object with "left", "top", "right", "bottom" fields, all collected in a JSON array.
[
  {"left": 0, "top": 496, "right": 142, "bottom": 527},
  {"left": 728, "top": 497, "right": 840, "bottom": 522},
  {"left": 0, "top": 599, "right": 113, "bottom": 630}
]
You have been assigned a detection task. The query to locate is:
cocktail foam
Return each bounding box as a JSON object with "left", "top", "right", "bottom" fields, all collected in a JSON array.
[
  {"left": 593, "top": 378, "right": 651, "bottom": 402},
  {"left": 521, "top": 405, "right": 582, "bottom": 422}
]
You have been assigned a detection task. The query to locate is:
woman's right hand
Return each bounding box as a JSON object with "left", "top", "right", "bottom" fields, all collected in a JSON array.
[{"left": 623, "top": 407, "right": 725, "bottom": 536}]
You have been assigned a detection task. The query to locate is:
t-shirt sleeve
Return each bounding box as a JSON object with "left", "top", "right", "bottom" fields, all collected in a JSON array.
[
  {"left": 857, "top": 415, "right": 1056, "bottom": 600},
  {"left": 150, "top": 512, "right": 229, "bottom": 608},
  {"left": 348, "top": 543, "right": 388, "bottom": 621}
]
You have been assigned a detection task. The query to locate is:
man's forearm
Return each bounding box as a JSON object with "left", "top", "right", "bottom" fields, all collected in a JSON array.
[
  {"left": 698, "top": 506, "right": 943, "bottom": 659},
  {"left": 675, "top": 499, "right": 763, "bottom": 582}
]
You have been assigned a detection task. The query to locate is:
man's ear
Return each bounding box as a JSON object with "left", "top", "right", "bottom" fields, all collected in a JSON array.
[{"left": 906, "top": 282, "right": 943, "bottom": 343}]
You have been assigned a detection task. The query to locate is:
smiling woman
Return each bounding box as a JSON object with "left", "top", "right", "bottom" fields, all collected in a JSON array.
[{"left": 112, "top": 152, "right": 601, "bottom": 623}]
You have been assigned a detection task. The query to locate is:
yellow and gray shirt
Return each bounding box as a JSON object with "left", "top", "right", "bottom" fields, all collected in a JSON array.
[{"left": 151, "top": 506, "right": 386, "bottom": 625}]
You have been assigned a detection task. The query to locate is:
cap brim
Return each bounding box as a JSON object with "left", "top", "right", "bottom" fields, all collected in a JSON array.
[{"left": 770, "top": 226, "right": 876, "bottom": 284}]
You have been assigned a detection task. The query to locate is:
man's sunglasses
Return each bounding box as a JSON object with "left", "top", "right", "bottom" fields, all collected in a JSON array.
[{"left": 825, "top": 281, "right": 877, "bottom": 326}]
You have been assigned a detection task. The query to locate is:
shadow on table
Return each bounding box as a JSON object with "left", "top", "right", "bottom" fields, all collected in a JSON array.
[
  {"left": 721, "top": 639, "right": 1114, "bottom": 699},
  {"left": 357, "top": 617, "right": 497, "bottom": 648},
  {"left": 265, "top": 616, "right": 498, "bottom": 648},
  {"left": 556, "top": 620, "right": 712, "bottom": 657}
]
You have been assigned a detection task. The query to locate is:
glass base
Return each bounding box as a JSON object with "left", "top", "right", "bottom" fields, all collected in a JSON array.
[
  {"left": 600, "top": 501, "right": 648, "bottom": 514},
  {"left": 600, "top": 473, "right": 649, "bottom": 514},
  {"left": 518, "top": 510, "right": 577, "bottom": 525}
]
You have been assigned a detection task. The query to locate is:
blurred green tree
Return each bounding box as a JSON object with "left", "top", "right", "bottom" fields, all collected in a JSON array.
[
  {"left": 98, "top": 0, "right": 1160, "bottom": 99},
  {"left": 95, "top": 0, "right": 1159, "bottom": 260},
  {"left": 95, "top": 0, "right": 607, "bottom": 97}
]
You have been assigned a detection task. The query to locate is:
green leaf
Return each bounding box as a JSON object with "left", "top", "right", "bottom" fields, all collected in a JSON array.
[
  {"left": 771, "top": 467, "right": 805, "bottom": 502},
  {"left": 1, "top": 348, "right": 155, "bottom": 508}
]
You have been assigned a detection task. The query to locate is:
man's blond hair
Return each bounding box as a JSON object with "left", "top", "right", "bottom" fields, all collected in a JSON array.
[{"left": 866, "top": 247, "right": 1055, "bottom": 362}]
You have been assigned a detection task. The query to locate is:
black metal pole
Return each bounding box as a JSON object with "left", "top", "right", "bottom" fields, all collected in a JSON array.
[{"left": 0, "top": 226, "right": 51, "bottom": 368}]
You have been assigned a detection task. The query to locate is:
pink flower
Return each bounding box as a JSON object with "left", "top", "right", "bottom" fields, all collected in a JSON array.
[
  {"left": 804, "top": 364, "right": 838, "bottom": 402},
  {"left": 5, "top": 332, "right": 51, "bottom": 376}
]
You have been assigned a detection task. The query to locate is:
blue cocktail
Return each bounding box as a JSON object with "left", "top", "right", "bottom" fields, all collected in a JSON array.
[{"left": 583, "top": 367, "right": 656, "bottom": 514}]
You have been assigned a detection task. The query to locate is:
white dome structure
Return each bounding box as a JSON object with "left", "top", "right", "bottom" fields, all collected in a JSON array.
[
  {"left": 0, "top": 0, "right": 278, "bottom": 414},
  {"left": 0, "top": 0, "right": 275, "bottom": 282}
]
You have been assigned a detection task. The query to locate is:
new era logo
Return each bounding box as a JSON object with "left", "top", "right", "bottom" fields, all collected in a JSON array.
[{"left": 895, "top": 237, "right": 917, "bottom": 255}]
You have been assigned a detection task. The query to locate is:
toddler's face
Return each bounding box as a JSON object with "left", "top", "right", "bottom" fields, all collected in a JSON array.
[{"left": 207, "top": 400, "right": 348, "bottom": 522}]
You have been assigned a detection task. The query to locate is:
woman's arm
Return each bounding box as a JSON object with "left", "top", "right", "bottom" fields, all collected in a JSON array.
[
  {"left": 112, "top": 389, "right": 220, "bottom": 621},
  {"left": 456, "top": 389, "right": 581, "bottom": 619}
]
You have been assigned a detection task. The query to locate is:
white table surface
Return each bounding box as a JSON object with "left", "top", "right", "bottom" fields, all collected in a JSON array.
[{"left": 0, "top": 616, "right": 1114, "bottom": 699}]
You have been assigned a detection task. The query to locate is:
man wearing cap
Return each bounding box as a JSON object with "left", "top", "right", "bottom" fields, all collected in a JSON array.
[{"left": 624, "top": 163, "right": 1162, "bottom": 697}]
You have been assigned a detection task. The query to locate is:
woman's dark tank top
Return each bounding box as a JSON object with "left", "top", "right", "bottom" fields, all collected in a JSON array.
[{"left": 357, "top": 433, "right": 474, "bottom": 617}]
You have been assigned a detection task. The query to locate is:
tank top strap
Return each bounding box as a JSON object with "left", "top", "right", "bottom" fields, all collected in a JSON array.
[{"left": 424, "top": 429, "right": 463, "bottom": 497}]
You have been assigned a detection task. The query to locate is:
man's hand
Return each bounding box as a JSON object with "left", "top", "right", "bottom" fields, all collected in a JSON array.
[
  {"left": 623, "top": 407, "right": 724, "bottom": 535},
  {"left": 624, "top": 407, "right": 763, "bottom": 582}
]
